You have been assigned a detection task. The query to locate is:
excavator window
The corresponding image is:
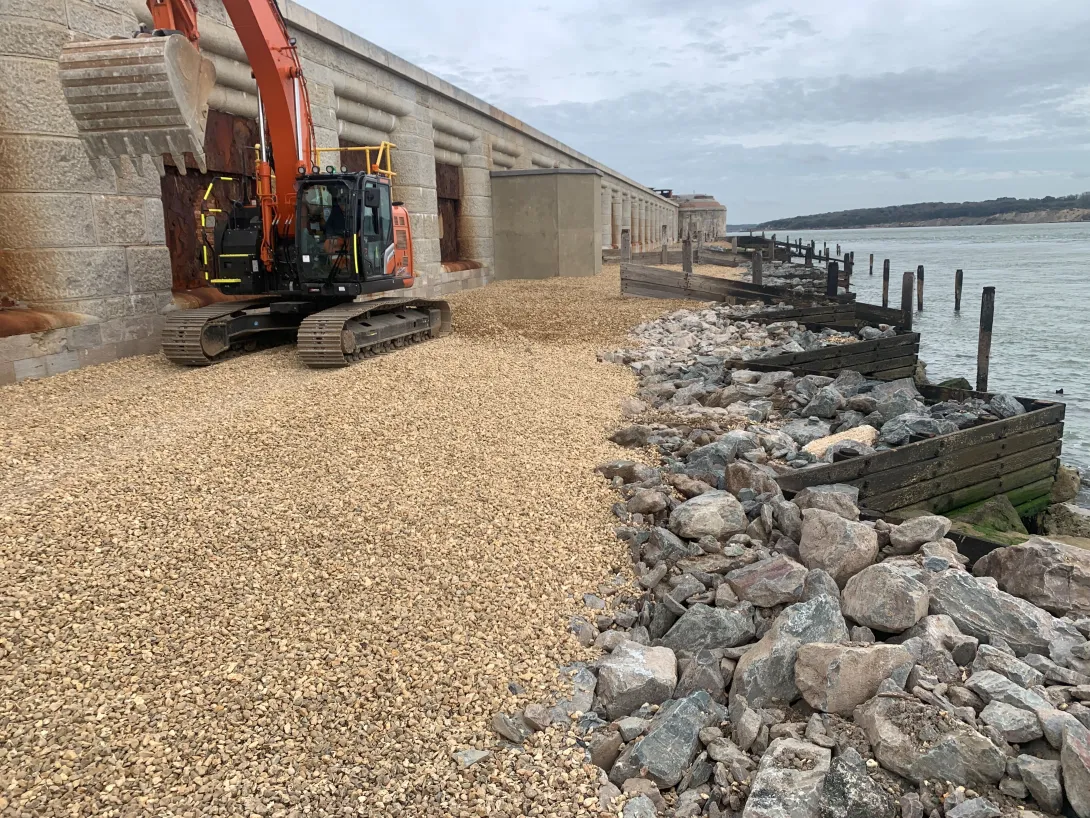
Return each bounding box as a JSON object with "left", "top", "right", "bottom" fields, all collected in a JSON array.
[{"left": 299, "top": 181, "right": 353, "bottom": 278}]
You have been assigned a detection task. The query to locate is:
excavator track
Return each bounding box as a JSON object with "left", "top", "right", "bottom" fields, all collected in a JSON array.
[
  {"left": 161, "top": 298, "right": 278, "bottom": 366},
  {"left": 297, "top": 297, "right": 452, "bottom": 368}
]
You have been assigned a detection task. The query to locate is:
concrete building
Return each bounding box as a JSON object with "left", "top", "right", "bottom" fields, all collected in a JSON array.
[
  {"left": 0, "top": 0, "right": 678, "bottom": 383},
  {"left": 669, "top": 194, "right": 727, "bottom": 241}
]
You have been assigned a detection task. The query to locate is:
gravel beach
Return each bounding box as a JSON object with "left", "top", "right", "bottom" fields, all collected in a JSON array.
[{"left": 0, "top": 264, "right": 687, "bottom": 817}]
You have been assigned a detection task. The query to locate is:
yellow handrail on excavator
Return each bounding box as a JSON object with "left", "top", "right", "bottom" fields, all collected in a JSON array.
[{"left": 314, "top": 142, "right": 397, "bottom": 177}]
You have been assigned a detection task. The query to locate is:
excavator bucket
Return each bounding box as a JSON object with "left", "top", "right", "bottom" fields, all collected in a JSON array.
[{"left": 58, "top": 35, "right": 216, "bottom": 177}]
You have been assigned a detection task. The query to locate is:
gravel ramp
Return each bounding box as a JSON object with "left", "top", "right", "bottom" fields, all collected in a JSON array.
[{"left": 0, "top": 264, "right": 685, "bottom": 817}]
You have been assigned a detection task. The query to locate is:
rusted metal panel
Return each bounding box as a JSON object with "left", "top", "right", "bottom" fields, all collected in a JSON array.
[
  {"left": 435, "top": 162, "right": 461, "bottom": 200},
  {"left": 438, "top": 198, "right": 459, "bottom": 263}
]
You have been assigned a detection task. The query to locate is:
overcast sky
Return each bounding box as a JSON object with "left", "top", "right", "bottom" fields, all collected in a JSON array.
[{"left": 307, "top": 0, "right": 1090, "bottom": 223}]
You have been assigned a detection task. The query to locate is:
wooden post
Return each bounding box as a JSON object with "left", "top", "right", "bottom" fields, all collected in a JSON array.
[
  {"left": 843, "top": 256, "right": 853, "bottom": 291},
  {"left": 869, "top": 253, "right": 874, "bottom": 275},
  {"left": 731, "top": 236, "right": 738, "bottom": 251},
  {"left": 681, "top": 238, "right": 693, "bottom": 273},
  {"left": 882, "top": 259, "right": 890, "bottom": 308},
  {"left": 977, "top": 287, "right": 995, "bottom": 392},
  {"left": 900, "top": 271, "right": 914, "bottom": 331},
  {"left": 955, "top": 269, "right": 963, "bottom": 312},
  {"left": 660, "top": 237, "right": 668, "bottom": 264},
  {"left": 694, "top": 232, "right": 702, "bottom": 263},
  {"left": 826, "top": 261, "right": 839, "bottom": 297},
  {"left": 836, "top": 243, "right": 841, "bottom": 256},
  {"left": 804, "top": 245, "right": 813, "bottom": 268},
  {"left": 916, "top": 264, "right": 925, "bottom": 312},
  {"left": 621, "top": 228, "right": 631, "bottom": 261},
  {"left": 752, "top": 249, "right": 763, "bottom": 285}
]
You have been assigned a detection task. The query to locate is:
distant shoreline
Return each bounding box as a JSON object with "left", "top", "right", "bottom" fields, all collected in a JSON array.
[{"left": 758, "top": 208, "right": 1090, "bottom": 231}]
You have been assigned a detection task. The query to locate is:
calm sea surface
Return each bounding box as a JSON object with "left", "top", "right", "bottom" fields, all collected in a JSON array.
[{"left": 785, "top": 223, "right": 1089, "bottom": 506}]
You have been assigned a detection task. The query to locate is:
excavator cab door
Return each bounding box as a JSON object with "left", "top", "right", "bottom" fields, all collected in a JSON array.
[{"left": 356, "top": 178, "right": 396, "bottom": 281}]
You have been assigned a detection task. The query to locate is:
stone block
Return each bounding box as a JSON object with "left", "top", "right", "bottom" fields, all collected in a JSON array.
[
  {"left": 391, "top": 150, "right": 438, "bottom": 185},
  {"left": 34, "top": 295, "right": 130, "bottom": 321},
  {"left": 392, "top": 185, "right": 437, "bottom": 213},
  {"left": 66, "top": 322, "right": 102, "bottom": 350},
  {"left": 42, "top": 349, "right": 78, "bottom": 375},
  {"left": 0, "top": 0, "right": 68, "bottom": 24},
  {"left": 458, "top": 195, "right": 493, "bottom": 219},
  {"left": 0, "top": 135, "right": 116, "bottom": 195},
  {"left": 144, "top": 199, "right": 166, "bottom": 244},
  {"left": 78, "top": 341, "right": 118, "bottom": 368},
  {"left": 0, "top": 16, "right": 71, "bottom": 60},
  {"left": 0, "top": 247, "right": 128, "bottom": 301},
  {"left": 115, "top": 156, "right": 164, "bottom": 195},
  {"left": 13, "top": 355, "right": 46, "bottom": 380},
  {"left": 66, "top": 0, "right": 131, "bottom": 38},
  {"left": 126, "top": 246, "right": 172, "bottom": 293},
  {"left": 93, "top": 195, "right": 151, "bottom": 245},
  {"left": 0, "top": 57, "right": 76, "bottom": 136},
  {"left": 0, "top": 192, "right": 95, "bottom": 248}
]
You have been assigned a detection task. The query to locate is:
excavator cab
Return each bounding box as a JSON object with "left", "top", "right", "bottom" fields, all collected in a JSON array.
[{"left": 294, "top": 173, "right": 409, "bottom": 297}]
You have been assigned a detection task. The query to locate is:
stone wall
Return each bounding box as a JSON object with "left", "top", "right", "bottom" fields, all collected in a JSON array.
[{"left": 0, "top": 0, "right": 677, "bottom": 383}]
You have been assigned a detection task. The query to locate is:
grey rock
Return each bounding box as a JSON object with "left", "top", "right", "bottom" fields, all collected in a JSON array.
[
  {"left": 879, "top": 413, "right": 958, "bottom": 445},
  {"left": 891, "top": 615, "right": 978, "bottom": 666},
  {"left": 875, "top": 392, "right": 925, "bottom": 425},
  {"left": 660, "top": 603, "right": 757, "bottom": 654},
  {"left": 597, "top": 641, "right": 678, "bottom": 720},
  {"left": 647, "top": 526, "right": 703, "bottom": 566},
  {"left": 598, "top": 460, "right": 659, "bottom": 483},
  {"left": 799, "top": 509, "right": 879, "bottom": 588},
  {"left": 1041, "top": 707, "right": 1083, "bottom": 750},
  {"left": 945, "top": 798, "right": 1000, "bottom": 818},
  {"left": 988, "top": 393, "right": 1026, "bottom": 419},
  {"left": 855, "top": 695, "right": 1006, "bottom": 787},
  {"left": 842, "top": 563, "right": 929, "bottom": 634},
  {"left": 725, "top": 461, "right": 782, "bottom": 498},
  {"left": 588, "top": 728, "right": 623, "bottom": 771},
  {"left": 742, "top": 738, "right": 831, "bottom": 818},
  {"left": 622, "top": 795, "right": 657, "bottom": 818},
  {"left": 928, "top": 569, "right": 1085, "bottom": 657},
  {"left": 973, "top": 535, "right": 1090, "bottom": 616},
  {"left": 732, "top": 595, "right": 849, "bottom": 707},
  {"left": 793, "top": 484, "right": 861, "bottom": 521},
  {"left": 727, "top": 556, "right": 808, "bottom": 608},
  {"left": 796, "top": 643, "right": 915, "bottom": 715},
  {"left": 770, "top": 498, "right": 804, "bottom": 542},
  {"left": 1022, "top": 651, "right": 1090, "bottom": 685},
  {"left": 1063, "top": 722, "right": 1090, "bottom": 818},
  {"left": 802, "top": 386, "right": 846, "bottom": 419},
  {"left": 980, "top": 700, "right": 1043, "bottom": 743},
  {"left": 832, "top": 370, "right": 867, "bottom": 397},
  {"left": 887, "top": 516, "right": 952, "bottom": 554},
  {"left": 899, "top": 793, "right": 924, "bottom": 818},
  {"left": 611, "top": 425, "right": 654, "bottom": 447},
  {"left": 1017, "top": 755, "right": 1063, "bottom": 814},
  {"left": 609, "top": 690, "right": 723, "bottom": 788},
  {"left": 492, "top": 711, "right": 532, "bottom": 743},
  {"left": 998, "top": 775, "right": 1028, "bottom": 799},
  {"left": 963, "top": 670, "right": 1051, "bottom": 713},
  {"left": 453, "top": 748, "right": 491, "bottom": 768},
  {"left": 675, "top": 648, "right": 727, "bottom": 701},
  {"left": 628, "top": 488, "right": 668, "bottom": 515},
  {"left": 971, "top": 644, "right": 1045, "bottom": 688},
  {"left": 818, "top": 747, "right": 896, "bottom": 818},
  {"left": 522, "top": 704, "right": 552, "bottom": 732},
  {"left": 850, "top": 625, "right": 876, "bottom": 643},
  {"left": 802, "top": 569, "right": 841, "bottom": 602},
  {"left": 781, "top": 418, "right": 833, "bottom": 447},
  {"left": 669, "top": 491, "right": 749, "bottom": 541},
  {"left": 1044, "top": 503, "right": 1090, "bottom": 540},
  {"left": 616, "top": 716, "right": 649, "bottom": 742}
]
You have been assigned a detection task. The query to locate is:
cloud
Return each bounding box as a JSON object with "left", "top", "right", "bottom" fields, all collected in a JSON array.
[{"left": 303, "top": 0, "right": 1090, "bottom": 222}]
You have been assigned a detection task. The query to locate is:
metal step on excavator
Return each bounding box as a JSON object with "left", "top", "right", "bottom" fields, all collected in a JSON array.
[{"left": 57, "top": 0, "right": 451, "bottom": 367}]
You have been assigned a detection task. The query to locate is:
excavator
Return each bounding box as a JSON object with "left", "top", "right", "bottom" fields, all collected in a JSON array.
[{"left": 56, "top": 0, "right": 450, "bottom": 367}]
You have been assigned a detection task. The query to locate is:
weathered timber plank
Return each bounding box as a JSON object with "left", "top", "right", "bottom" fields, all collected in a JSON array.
[
  {"left": 869, "top": 365, "right": 919, "bottom": 381},
  {"left": 775, "top": 403, "right": 1067, "bottom": 492},
  {"left": 867, "top": 445, "right": 1061, "bottom": 512},
  {"left": 890, "top": 462, "right": 1058, "bottom": 517},
  {"left": 856, "top": 425, "right": 1063, "bottom": 497}
]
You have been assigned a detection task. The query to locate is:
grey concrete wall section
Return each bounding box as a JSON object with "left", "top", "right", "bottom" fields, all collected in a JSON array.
[
  {"left": 556, "top": 172, "right": 602, "bottom": 278},
  {"left": 491, "top": 172, "right": 559, "bottom": 281}
]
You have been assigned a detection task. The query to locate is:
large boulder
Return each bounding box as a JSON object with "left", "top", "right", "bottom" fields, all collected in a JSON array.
[
  {"left": 1062, "top": 722, "right": 1090, "bottom": 818},
  {"left": 928, "top": 569, "right": 1085, "bottom": 656},
  {"left": 781, "top": 418, "right": 833, "bottom": 447},
  {"left": 725, "top": 461, "right": 781, "bottom": 497},
  {"left": 741, "top": 738, "right": 831, "bottom": 818},
  {"left": 887, "top": 515, "right": 952, "bottom": 554},
  {"left": 795, "top": 643, "right": 915, "bottom": 715},
  {"left": 668, "top": 491, "right": 748, "bottom": 541},
  {"left": 609, "top": 690, "right": 723, "bottom": 788},
  {"left": 1052, "top": 464, "right": 1083, "bottom": 504},
  {"left": 731, "top": 595, "right": 848, "bottom": 707},
  {"left": 799, "top": 509, "right": 879, "bottom": 588},
  {"left": 793, "top": 484, "right": 861, "bottom": 521},
  {"left": 727, "top": 556, "right": 808, "bottom": 608},
  {"left": 890, "top": 615, "right": 978, "bottom": 666},
  {"left": 841, "top": 563, "right": 929, "bottom": 634},
  {"left": 818, "top": 747, "right": 896, "bottom": 818},
  {"left": 1016, "top": 755, "right": 1063, "bottom": 814},
  {"left": 948, "top": 495, "right": 1029, "bottom": 547},
  {"left": 659, "top": 603, "right": 756, "bottom": 654},
  {"left": 597, "top": 641, "right": 678, "bottom": 720},
  {"left": 854, "top": 695, "right": 1006, "bottom": 788},
  {"left": 974, "top": 535, "right": 1090, "bottom": 616}
]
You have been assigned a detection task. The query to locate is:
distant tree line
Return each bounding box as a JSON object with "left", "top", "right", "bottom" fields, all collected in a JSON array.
[{"left": 760, "top": 192, "right": 1090, "bottom": 230}]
